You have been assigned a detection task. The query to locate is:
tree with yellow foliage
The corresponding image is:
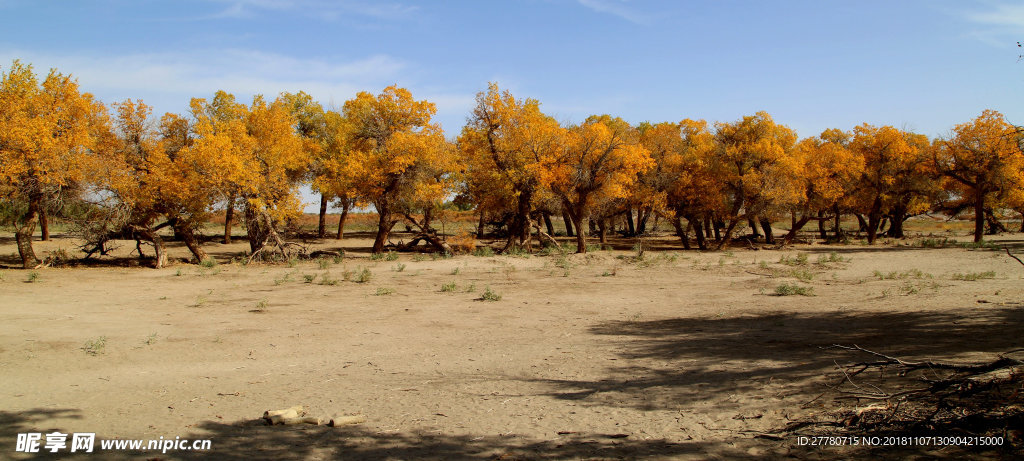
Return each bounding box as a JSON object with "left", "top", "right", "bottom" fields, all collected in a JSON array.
[
  {"left": 188, "top": 91, "right": 249, "bottom": 244},
  {"left": 279, "top": 91, "right": 332, "bottom": 237},
  {"left": 711, "top": 111, "right": 799, "bottom": 247},
  {"left": 342, "top": 86, "right": 456, "bottom": 253},
  {"left": 849, "top": 124, "right": 935, "bottom": 243},
  {"left": 543, "top": 115, "right": 653, "bottom": 253},
  {"left": 313, "top": 109, "right": 359, "bottom": 240},
  {"left": 0, "top": 60, "right": 107, "bottom": 268},
  {"left": 933, "top": 110, "right": 1024, "bottom": 242},
  {"left": 459, "top": 83, "right": 563, "bottom": 252},
  {"left": 653, "top": 119, "right": 725, "bottom": 249},
  {"left": 781, "top": 129, "right": 864, "bottom": 244},
  {"left": 97, "top": 100, "right": 219, "bottom": 266},
  {"left": 239, "top": 95, "right": 310, "bottom": 257}
]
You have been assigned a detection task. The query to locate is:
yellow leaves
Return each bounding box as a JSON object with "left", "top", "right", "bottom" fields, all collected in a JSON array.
[
  {"left": 341, "top": 86, "right": 455, "bottom": 211},
  {"left": 0, "top": 60, "right": 104, "bottom": 200},
  {"left": 935, "top": 109, "right": 1024, "bottom": 209},
  {"left": 546, "top": 115, "right": 653, "bottom": 210}
]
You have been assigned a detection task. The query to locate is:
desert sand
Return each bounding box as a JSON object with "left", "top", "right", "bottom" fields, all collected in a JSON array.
[{"left": 1, "top": 228, "right": 1022, "bottom": 459}]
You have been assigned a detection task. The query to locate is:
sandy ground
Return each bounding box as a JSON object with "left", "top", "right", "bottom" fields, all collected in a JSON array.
[{"left": 1, "top": 229, "right": 1022, "bottom": 460}]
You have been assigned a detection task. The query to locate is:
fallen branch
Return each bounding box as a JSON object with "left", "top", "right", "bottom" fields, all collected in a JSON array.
[{"left": 1006, "top": 247, "right": 1024, "bottom": 267}]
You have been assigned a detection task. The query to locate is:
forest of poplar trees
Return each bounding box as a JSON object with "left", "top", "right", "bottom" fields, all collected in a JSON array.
[{"left": 3, "top": 60, "right": 1023, "bottom": 269}]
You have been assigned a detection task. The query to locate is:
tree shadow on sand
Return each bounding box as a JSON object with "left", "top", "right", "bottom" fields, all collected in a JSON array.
[{"left": 519, "top": 306, "right": 1024, "bottom": 411}]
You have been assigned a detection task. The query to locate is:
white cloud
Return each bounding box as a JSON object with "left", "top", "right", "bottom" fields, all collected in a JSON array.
[
  {"left": 0, "top": 48, "right": 405, "bottom": 106},
  {"left": 577, "top": 0, "right": 650, "bottom": 25},
  {"left": 0, "top": 47, "right": 476, "bottom": 134},
  {"left": 201, "top": 0, "right": 418, "bottom": 22},
  {"left": 961, "top": 2, "right": 1024, "bottom": 48},
  {"left": 966, "top": 2, "right": 1024, "bottom": 28}
]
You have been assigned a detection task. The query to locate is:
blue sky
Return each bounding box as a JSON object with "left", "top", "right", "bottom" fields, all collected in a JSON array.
[{"left": 2, "top": 0, "right": 1022, "bottom": 139}]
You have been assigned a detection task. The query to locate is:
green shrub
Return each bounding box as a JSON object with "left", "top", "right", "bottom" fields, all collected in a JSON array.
[
  {"left": 774, "top": 283, "right": 814, "bottom": 296},
  {"left": 480, "top": 286, "right": 502, "bottom": 301}
]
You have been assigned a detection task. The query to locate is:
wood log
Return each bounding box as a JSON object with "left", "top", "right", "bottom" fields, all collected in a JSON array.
[
  {"left": 279, "top": 416, "right": 322, "bottom": 426},
  {"left": 328, "top": 414, "right": 367, "bottom": 427},
  {"left": 263, "top": 405, "right": 305, "bottom": 424}
]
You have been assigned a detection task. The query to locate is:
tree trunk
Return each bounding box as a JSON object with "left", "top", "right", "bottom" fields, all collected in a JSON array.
[
  {"left": 476, "top": 209, "right": 486, "bottom": 238},
  {"left": 783, "top": 215, "right": 812, "bottom": 245},
  {"left": 853, "top": 212, "right": 868, "bottom": 234},
  {"left": 973, "top": 190, "right": 985, "bottom": 243},
  {"left": 714, "top": 218, "right": 741, "bottom": 250},
  {"left": 173, "top": 222, "right": 208, "bottom": 262},
  {"left": 833, "top": 204, "right": 843, "bottom": 239},
  {"left": 690, "top": 216, "right": 707, "bottom": 250},
  {"left": 543, "top": 212, "right": 555, "bottom": 236},
  {"left": 372, "top": 202, "right": 395, "bottom": 254},
  {"left": 748, "top": 217, "right": 761, "bottom": 238},
  {"left": 138, "top": 227, "right": 167, "bottom": 269},
  {"left": 15, "top": 205, "right": 40, "bottom": 269},
  {"left": 817, "top": 210, "right": 827, "bottom": 240},
  {"left": 624, "top": 208, "right": 636, "bottom": 236},
  {"left": 504, "top": 188, "right": 534, "bottom": 251},
  {"left": 317, "top": 193, "right": 328, "bottom": 238},
  {"left": 598, "top": 218, "right": 607, "bottom": 244},
  {"left": 637, "top": 207, "right": 651, "bottom": 234},
  {"left": 245, "top": 204, "right": 266, "bottom": 255},
  {"left": 562, "top": 211, "right": 575, "bottom": 236},
  {"left": 224, "top": 191, "right": 235, "bottom": 244},
  {"left": 671, "top": 216, "right": 690, "bottom": 250},
  {"left": 336, "top": 200, "right": 350, "bottom": 240},
  {"left": 985, "top": 209, "right": 1007, "bottom": 235},
  {"left": 887, "top": 207, "right": 907, "bottom": 239},
  {"left": 572, "top": 214, "right": 587, "bottom": 253},
  {"left": 40, "top": 207, "right": 50, "bottom": 241},
  {"left": 759, "top": 218, "right": 775, "bottom": 245},
  {"left": 712, "top": 218, "right": 723, "bottom": 242},
  {"left": 866, "top": 198, "right": 882, "bottom": 244}
]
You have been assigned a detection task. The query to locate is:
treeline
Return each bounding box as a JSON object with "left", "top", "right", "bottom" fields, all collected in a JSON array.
[{"left": 2, "top": 61, "right": 1023, "bottom": 269}]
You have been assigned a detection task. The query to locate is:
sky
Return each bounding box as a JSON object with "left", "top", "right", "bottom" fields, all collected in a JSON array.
[{"left": 2, "top": 0, "right": 1023, "bottom": 208}]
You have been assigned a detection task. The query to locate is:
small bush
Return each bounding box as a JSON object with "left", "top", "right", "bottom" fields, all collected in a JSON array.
[
  {"left": 393, "top": 263, "right": 406, "bottom": 272},
  {"left": 451, "top": 267, "right": 460, "bottom": 275},
  {"left": 774, "top": 283, "right": 814, "bottom": 296},
  {"left": 200, "top": 258, "right": 218, "bottom": 268},
  {"left": 251, "top": 299, "right": 269, "bottom": 313},
  {"left": 82, "top": 336, "right": 107, "bottom": 355},
  {"left": 790, "top": 269, "right": 814, "bottom": 282},
  {"left": 375, "top": 287, "right": 394, "bottom": 296},
  {"left": 353, "top": 267, "right": 372, "bottom": 283},
  {"left": 778, "top": 253, "right": 809, "bottom": 266},
  {"left": 480, "top": 286, "right": 502, "bottom": 301},
  {"left": 318, "top": 273, "right": 339, "bottom": 285},
  {"left": 317, "top": 258, "right": 330, "bottom": 269},
  {"left": 25, "top": 271, "right": 39, "bottom": 283},
  {"left": 303, "top": 274, "right": 316, "bottom": 283},
  {"left": 816, "top": 252, "right": 847, "bottom": 264},
  {"left": 440, "top": 281, "right": 457, "bottom": 292},
  {"left": 473, "top": 246, "right": 495, "bottom": 257}
]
